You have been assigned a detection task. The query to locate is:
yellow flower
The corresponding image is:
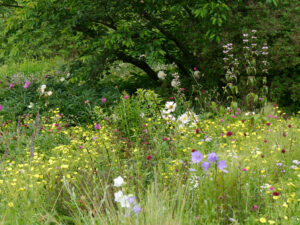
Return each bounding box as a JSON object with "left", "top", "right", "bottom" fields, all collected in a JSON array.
[
  {"left": 8, "top": 202, "right": 14, "bottom": 208},
  {"left": 273, "top": 196, "right": 280, "bottom": 200},
  {"left": 260, "top": 218, "right": 267, "bottom": 223},
  {"left": 268, "top": 220, "right": 275, "bottom": 224}
]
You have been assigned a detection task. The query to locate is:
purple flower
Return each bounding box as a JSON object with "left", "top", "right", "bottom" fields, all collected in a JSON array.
[
  {"left": 94, "top": 123, "right": 101, "bottom": 129},
  {"left": 217, "top": 160, "right": 228, "bottom": 173},
  {"left": 201, "top": 162, "right": 210, "bottom": 171},
  {"left": 128, "top": 196, "right": 135, "bottom": 204},
  {"left": 207, "top": 153, "right": 218, "bottom": 163},
  {"left": 132, "top": 204, "right": 141, "bottom": 214},
  {"left": 124, "top": 95, "right": 129, "bottom": 100},
  {"left": 0, "top": 105, "right": 2, "bottom": 111},
  {"left": 23, "top": 81, "right": 31, "bottom": 89},
  {"left": 191, "top": 151, "right": 203, "bottom": 163}
]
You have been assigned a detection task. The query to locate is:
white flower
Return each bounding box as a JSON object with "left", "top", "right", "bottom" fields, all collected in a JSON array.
[
  {"left": 47, "top": 91, "right": 53, "bottom": 96},
  {"left": 60, "top": 77, "right": 65, "bottom": 82},
  {"left": 157, "top": 71, "right": 167, "bottom": 80},
  {"left": 292, "top": 160, "right": 300, "bottom": 165},
  {"left": 171, "top": 79, "right": 180, "bottom": 88},
  {"left": 193, "top": 71, "right": 200, "bottom": 79},
  {"left": 140, "top": 112, "right": 145, "bottom": 118},
  {"left": 114, "top": 191, "right": 130, "bottom": 208},
  {"left": 165, "top": 101, "right": 176, "bottom": 112},
  {"left": 113, "top": 176, "right": 124, "bottom": 187},
  {"left": 28, "top": 102, "right": 34, "bottom": 109},
  {"left": 41, "top": 84, "right": 46, "bottom": 93},
  {"left": 114, "top": 190, "right": 124, "bottom": 202},
  {"left": 178, "top": 113, "right": 190, "bottom": 124}
]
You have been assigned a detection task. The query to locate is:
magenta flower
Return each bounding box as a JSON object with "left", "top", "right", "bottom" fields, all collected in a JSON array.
[
  {"left": 201, "top": 162, "right": 210, "bottom": 171},
  {"left": 266, "top": 122, "right": 271, "bottom": 126},
  {"left": 252, "top": 204, "right": 258, "bottom": 210},
  {"left": 94, "top": 123, "right": 101, "bottom": 129},
  {"left": 101, "top": 98, "right": 106, "bottom": 103},
  {"left": 23, "top": 81, "right": 31, "bottom": 89},
  {"left": 207, "top": 153, "right": 218, "bottom": 163},
  {"left": 0, "top": 105, "right": 2, "bottom": 111},
  {"left": 147, "top": 155, "right": 153, "bottom": 160},
  {"left": 9, "top": 83, "right": 14, "bottom": 89},
  {"left": 217, "top": 160, "right": 228, "bottom": 173},
  {"left": 124, "top": 95, "right": 129, "bottom": 100},
  {"left": 220, "top": 119, "right": 224, "bottom": 122},
  {"left": 226, "top": 131, "right": 233, "bottom": 136},
  {"left": 193, "top": 67, "right": 197, "bottom": 71},
  {"left": 191, "top": 151, "right": 203, "bottom": 163},
  {"left": 242, "top": 168, "right": 247, "bottom": 171},
  {"left": 269, "top": 186, "right": 275, "bottom": 191},
  {"left": 195, "top": 128, "right": 200, "bottom": 134}
]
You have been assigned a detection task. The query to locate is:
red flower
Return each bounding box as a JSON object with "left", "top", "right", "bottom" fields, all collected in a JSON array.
[
  {"left": 192, "top": 149, "right": 196, "bottom": 152},
  {"left": 281, "top": 149, "right": 286, "bottom": 154},
  {"left": 226, "top": 131, "right": 233, "bottom": 136},
  {"left": 266, "top": 122, "right": 271, "bottom": 126},
  {"left": 196, "top": 128, "right": 200, "bottom": 134},
  {"left": 147, "top": 155, "right": 153, "bottom": 160},
  {"left": 273, "top": 192, "right": 280, "bottom": 196}
]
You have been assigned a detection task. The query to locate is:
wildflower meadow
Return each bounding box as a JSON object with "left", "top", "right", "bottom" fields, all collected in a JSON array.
[{"left": 0, "top": 0, "right": 299, "bottom": 224}]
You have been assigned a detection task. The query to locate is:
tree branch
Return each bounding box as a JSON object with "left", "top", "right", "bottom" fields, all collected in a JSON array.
[{"left": 116, "top": 52, "right": 158, "bottom": 81}]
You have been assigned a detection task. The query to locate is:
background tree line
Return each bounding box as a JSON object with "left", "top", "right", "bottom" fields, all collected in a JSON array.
[{"left": 0, "top": 0, "right": 299, "bottom": 111}]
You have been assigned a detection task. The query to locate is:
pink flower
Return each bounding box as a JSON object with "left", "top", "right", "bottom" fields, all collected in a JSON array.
[
  {"left": 268, "top": 114, "right": 273, "bottom": 118},
  {"left": 170, "top": 96, "right": 174, "bottom": 100},
  {"left": 163, "top": 137, "right": 168, "bottom": 141},
  {"left": 242, "top": 168, "right": 247, "bottom": 171},
  {"left": 266, "top": 122, "right": 271, "bottom": 126},
  {"left": 221, "top": 133, "right": 225, "bottom": 137},
  {"left": 94, "top": 124, "right": 101, "bottom": 129},
  {"left": 0, "top": 105, "right": 2, "bottom": 111},
  {"left": 181, "top": 88, "right": 185, "bottom": 91},
  {"left": 23, "top": 81, "right": 31, "bottom": 89},
  {"left": 220, "top": 119, "right": 224, "bottom": 122},
  {"left": 232, "top": 115, "right": 236, "bottom": 118},
  {"left": 235, "top": 112, "right": 239, "bottom": 115},
  {"left": 259, "top": 97, "right": 262, "bottom": 101},
  {"left": 9, "top": 83, "right": 14, "bottom": 89},
  {"left": 237, "top": 108, "right": 241, "bottom": 112},
  {"left": 269, "top": 186, "right": 275, "bottom": 191},
  {"left": 79, "top": 145, "right": 83, "bottom": 149},
  {"left": 124, "top": 95, "right": 129, "bottom": 100},
  {"left": 273, "top": 115, "right": 278, "bottom": 119},
  {"left": 101, "top": 98, "right": 106, "bottom": 103},
  {"left": 252, "top": 204, "right": 258, "bottom": 210},
  {"left": 193, "top": 67, "right": 197, "bottom": 71},
  {"left": 147, "top": 155, "right": 153, "bottom": 160}
]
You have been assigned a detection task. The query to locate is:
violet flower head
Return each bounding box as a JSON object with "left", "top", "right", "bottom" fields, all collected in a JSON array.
[
  {"left": 201, "top": 162, "right": 210, "bottom": 171},
  {"left": 217, "top": 160, "right": 228, "bottom": 173},
  {"left": 23, "top": 81, "right": 31, "bottom": 89},
  {"left": 191, "top": 151, "right": 203, "bottom": 163},
  {"left": 132, "top": 204, "right": 142, "bottom": 214},
  {"left": 207, "top": 153, "right": 218, "bottom": 163},
  {"left": 94, "top": 123, "right": 101, "bottom": 130}
]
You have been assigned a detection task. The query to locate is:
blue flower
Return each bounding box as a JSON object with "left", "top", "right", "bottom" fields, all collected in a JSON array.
[
  {"left": 217, "top": 160, "right": 228, "bottom": 173},
  {"left": 191, "top": 151, "right": 203, "bottom": 163},
  {"left": 207, "top": 153, "right": 218, "bottom": 163},
  {"left": 201, "top": 162, "right": 210, "bottom": 171}
]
